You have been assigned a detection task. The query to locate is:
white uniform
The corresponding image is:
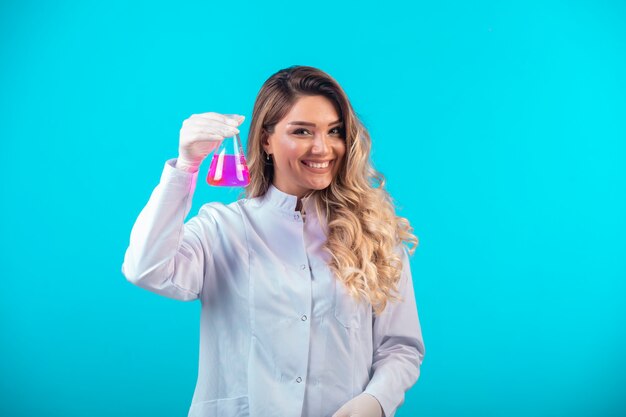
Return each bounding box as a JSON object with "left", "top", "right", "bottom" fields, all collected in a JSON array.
[{"left": 122, "top": 159, "right": 425, "bottom": 417}]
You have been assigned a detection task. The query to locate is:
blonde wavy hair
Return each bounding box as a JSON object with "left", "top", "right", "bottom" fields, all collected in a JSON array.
[{"left": 245, "top": 66, "right": 418, "bottom": 316}]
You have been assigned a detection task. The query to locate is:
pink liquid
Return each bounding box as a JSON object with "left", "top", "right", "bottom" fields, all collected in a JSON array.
[{"left": 207, "top": 153, "right": 250, "bottom": 187}]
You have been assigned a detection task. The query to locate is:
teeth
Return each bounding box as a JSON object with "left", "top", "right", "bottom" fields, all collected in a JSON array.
[{"left": 304, "top": 161, "right": 330, "bottom": 169}]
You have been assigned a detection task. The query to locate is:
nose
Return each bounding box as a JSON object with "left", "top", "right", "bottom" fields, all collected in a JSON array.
[{"left": 311, "top": 133, "right": 330, "bottom": 155}]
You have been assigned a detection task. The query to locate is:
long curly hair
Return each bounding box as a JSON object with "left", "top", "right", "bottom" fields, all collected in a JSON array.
[{"left": 245, "top": 65, "right": 418, "bottom": 316}]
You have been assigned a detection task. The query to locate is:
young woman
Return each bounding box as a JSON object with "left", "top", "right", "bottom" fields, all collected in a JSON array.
[{"left": 122, "top": 65, "right": 425, "bottom": 417}]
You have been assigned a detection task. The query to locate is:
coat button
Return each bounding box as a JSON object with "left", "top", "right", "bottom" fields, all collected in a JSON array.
[
  {"left": 300, "top": 264, "right": 307, "bottom": 270},
  {"left": 293, "top": 214, "right": 300, "bottom": 220},
  {"left": 301, "top": 315, "right": 307, "bottom": 321},
  {"left": 296, "top": 377, "right": 302, "bottom": 383}
]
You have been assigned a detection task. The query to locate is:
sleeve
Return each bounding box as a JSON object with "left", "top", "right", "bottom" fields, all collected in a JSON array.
[
  {"left": 363, "top": 246, "right": 426, "bottom": 417},
  {"left": 121, "top": 158, "right": 211, "bottom": 301}
]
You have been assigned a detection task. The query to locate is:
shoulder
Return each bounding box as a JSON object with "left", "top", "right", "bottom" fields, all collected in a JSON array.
[
  {"left": 194, "top": 194, "right": 272, "bottom": 228},
  {"left": 197, "top": 198, "right": 249, "bottom": 222},
  {"left": 392, "top": 243, "right": 410, "bottom": 261}
]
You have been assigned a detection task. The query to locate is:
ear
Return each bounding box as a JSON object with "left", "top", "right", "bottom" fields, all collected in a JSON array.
[{"left": 262, "top": 133, "right": 272, "bottom": 155}]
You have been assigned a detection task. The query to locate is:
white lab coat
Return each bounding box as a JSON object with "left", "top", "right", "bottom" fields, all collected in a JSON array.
[{"left": 122, "top": 159, "right": 425, "bottom": 417}]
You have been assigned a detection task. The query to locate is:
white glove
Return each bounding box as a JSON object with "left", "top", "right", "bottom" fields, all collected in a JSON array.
[
  {"left": 176, "top": 112, "right": 245, "bottom": 172},
  {"left": 332, "top": 392, "right": 384, "bottom": 417}
]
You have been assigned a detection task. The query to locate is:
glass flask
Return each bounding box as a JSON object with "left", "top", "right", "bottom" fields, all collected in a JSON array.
[{"left": 206, "top": 133, "right": 250, "bottom": 187}]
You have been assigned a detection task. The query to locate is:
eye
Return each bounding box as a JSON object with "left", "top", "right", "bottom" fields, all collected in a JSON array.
[
  {"left": 292, "top": 128, "right": 312, "bottom": 136},
  {"left": 329, "top": 127, "right": 345, "bottom": 136}
]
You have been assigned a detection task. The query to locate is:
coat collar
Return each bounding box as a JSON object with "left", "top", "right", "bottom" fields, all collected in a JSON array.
[{"left": 262, "top": 184, "right": 321, "bottom": 220}]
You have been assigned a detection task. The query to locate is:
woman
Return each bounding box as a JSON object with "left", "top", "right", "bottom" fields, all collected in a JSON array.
[{"left": 122, "top": 65, "right": 425, "bottom": 417}]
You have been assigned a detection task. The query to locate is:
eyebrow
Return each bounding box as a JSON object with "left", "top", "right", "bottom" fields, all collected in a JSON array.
[{"left": 287, "top": 120, "right": 343, "bottom": 127}]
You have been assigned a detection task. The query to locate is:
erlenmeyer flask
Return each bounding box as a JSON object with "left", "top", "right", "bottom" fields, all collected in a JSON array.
[{"left": 207, "top": 133, "right": 250, "bottom": 187}]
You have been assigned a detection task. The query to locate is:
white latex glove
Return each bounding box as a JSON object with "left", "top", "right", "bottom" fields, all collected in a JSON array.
[
  {"left": 176, "top": 112, "right": 245, "bottom": 172},
  {"left": 332, "top": 393, "right": 384, "bottom": 417}
]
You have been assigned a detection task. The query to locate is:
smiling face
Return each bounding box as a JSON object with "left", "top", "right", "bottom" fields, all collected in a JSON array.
[{"left": 263, "top": 95, "right": 346, "bottom": 198}]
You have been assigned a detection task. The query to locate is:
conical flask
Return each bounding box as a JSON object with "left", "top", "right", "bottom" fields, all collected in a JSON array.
[{"left": 207, "top": 133, "right": 250, "bottom": 187}]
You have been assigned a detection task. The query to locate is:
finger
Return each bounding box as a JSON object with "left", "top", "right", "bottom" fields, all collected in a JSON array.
[
  {"left": 194, "top": 116, "right": 241, "bottom": 133},
  {"left": 188, "top": 133, "right": 224, "bottom": 143},
  {"left": 184, "top": 128, "right": 233, "bottom": 143},
  {"left": 194, "top": 141, "right": 223, "bottom": 154},
  {"left": 331, "top": 408, "right": 348, "bottom": 417},
  {"left": 223, "top": 113, "right": 246, "bottom": 126},
  {"left": 189, "top": 121, "right": 239, "bottom": 138},
  {"left": 209, "top": 125, "right": 239, "bottom": 137},
  {"left": 196, "top": 112, "right": 243, "bottom": 127}
]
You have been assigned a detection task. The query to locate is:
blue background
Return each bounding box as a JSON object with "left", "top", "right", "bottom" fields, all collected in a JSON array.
[{"left": 1, "top": 0, "right": 625, "bottom": 416}]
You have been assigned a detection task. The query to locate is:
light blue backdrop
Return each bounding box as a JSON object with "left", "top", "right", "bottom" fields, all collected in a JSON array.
[{"left": 1, "top": 0, "right": 625, "bottom": 416}]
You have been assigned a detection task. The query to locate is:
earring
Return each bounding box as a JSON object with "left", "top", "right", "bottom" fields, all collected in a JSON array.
[{"left": 266, "top": 153, "right": 271, "bottom": 161}]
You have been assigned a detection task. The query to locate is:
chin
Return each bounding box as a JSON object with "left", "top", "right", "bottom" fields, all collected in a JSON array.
[{"left": 307, "top": 178, "right": 333, "bottom": 191}]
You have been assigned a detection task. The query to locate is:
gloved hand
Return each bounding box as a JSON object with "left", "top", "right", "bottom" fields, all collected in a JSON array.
[
  {"left": 176, "top": 112, "right": 245, "bottom": 172},
  {"left": 332, "top": 392, "right": 384, "bottom": 417}
]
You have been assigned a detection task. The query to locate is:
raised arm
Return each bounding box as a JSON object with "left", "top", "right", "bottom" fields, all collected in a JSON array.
[
  {"left": 122, "top": 160, "right": 206, "bottom": 300},
  {"left": 121, "top": 112, "right": 245, "bottom": 301}
]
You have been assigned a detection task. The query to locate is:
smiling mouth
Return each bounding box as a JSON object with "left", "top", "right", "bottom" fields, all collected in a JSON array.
[{"left": 302, "top": 160, "right": 331, "bottom": 169}]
